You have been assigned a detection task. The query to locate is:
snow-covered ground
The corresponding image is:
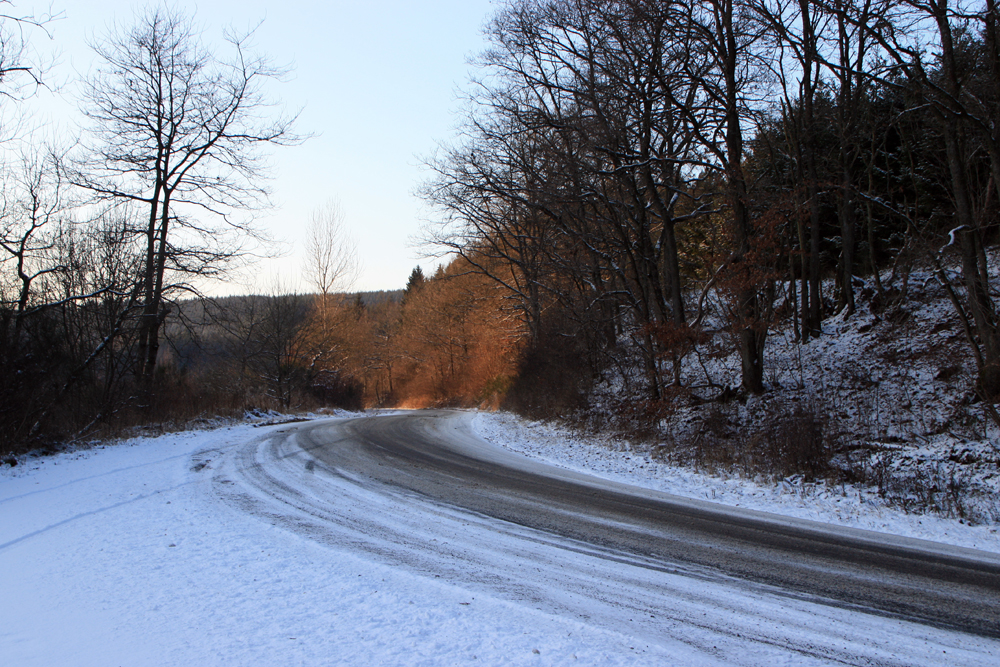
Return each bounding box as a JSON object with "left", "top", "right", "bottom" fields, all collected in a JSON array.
[
  {"left": 2, "top": 412, "right": 998, "bottom": 666},
  {"left": 2, "top": 418, "right": 672, "bottom": 666}
]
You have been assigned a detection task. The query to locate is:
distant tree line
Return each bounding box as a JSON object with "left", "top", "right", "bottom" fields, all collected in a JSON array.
[{"left": 153, "top": 261, "right": 520, "bottom": 417}]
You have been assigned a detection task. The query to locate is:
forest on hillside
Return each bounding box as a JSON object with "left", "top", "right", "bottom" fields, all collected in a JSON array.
[{"left": 5, "top": 0, "right": 1000, "bottom": 507}]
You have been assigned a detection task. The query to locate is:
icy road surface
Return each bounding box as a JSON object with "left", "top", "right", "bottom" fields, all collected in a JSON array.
[{"left": 2, "top": 410, "right": 999, "bottom": 666}]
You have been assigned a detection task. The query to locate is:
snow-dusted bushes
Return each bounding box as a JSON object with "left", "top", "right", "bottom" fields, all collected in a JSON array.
[{"left": 661, "top": 398, "right": 835, "bottom": 482}]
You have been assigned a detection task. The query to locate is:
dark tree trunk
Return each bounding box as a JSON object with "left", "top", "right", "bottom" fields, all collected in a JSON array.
[
  {"left": 721, "top": 0, "right": 764, "bottom": 393},
  {"left": 933, "top": 1, "right": 1000, "bottom": 395},
  {"left": 839, "top": 167, "right": 857, "bottom": 316}
]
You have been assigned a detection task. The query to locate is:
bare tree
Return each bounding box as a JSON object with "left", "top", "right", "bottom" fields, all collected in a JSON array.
[
  {"left": 0, "top": 1, "right": 59, "bottom": 103},
  {"left": 0, "top": 145, "right": 146, "bottom": 448},
  {"left": 840, "top": 0, "right": 1000, "bottom": 398},
  {"left": 655, "top": 0, "right": 775, "bottom": 393},
  {"left": 0, "top": 148, "right": 68, "bottom": 339},
  {"left": 750, "top": 0, "right": 830, "bottom": 337},
  {"left": 71, "top": 6, "right": 301, "bottom": 398},
  {"left": 303, "top": 199, "right": 359, "bottom": 313}
]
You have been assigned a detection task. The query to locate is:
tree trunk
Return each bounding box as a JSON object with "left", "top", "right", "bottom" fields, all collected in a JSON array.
[
  {"left": 721, "top": 0, "right": 764, "bottom": 393},
  {"left": 136, "top": 185, "right": 161, "bottom": 387},
  {"left": 934, "top": 1, "right": 1000, "bottom": 395},
  {"left": 839, "top": 167, "right": 857, "bottom": 316}
]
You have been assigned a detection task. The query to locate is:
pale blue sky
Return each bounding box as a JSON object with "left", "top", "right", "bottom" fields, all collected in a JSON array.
[{"left": 17, "top": 0, "right": 497, "bottom": 293}]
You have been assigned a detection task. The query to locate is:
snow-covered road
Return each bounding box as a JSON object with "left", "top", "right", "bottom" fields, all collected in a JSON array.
[{"left": 2, "top": 411, "right": 998, "bottom": 665}]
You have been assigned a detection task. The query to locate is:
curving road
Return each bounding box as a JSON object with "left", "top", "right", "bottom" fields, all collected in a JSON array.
[{"left": 210, "top": 410, "right": 1000, "bottom": 665}]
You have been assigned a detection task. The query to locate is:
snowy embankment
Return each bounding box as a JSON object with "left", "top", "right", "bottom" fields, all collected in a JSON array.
[
  {"left": 2, "top": 411, "right": 998, "bottom": 666},
  {"left": 474, "top": 411, "right": 1000, "bottom": 554},
  {"left": 575, "top": 262, "right": 1000, "bottom": 528}
]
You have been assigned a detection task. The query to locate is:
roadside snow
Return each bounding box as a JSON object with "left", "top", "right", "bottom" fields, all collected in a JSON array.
[{"left": 473, "top": 411, "right": 1000, "bottom": 554}]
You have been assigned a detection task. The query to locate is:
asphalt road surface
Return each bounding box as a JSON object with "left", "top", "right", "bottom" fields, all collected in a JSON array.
[{"left": 211, "top": 410, "right": 1000, "bottom": 665}]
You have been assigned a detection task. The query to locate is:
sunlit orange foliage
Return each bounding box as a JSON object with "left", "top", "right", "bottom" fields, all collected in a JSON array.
[
  {"left": 392, "top": 258, "right": 524, "bottom": 408},
  {"left": 291, "top": 255, "right": 524, "bottom": 410}
]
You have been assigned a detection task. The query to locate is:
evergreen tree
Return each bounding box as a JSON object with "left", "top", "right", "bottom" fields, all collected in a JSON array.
[{"left": 404, "top": 266, "right": 426, "bottom": 301}]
